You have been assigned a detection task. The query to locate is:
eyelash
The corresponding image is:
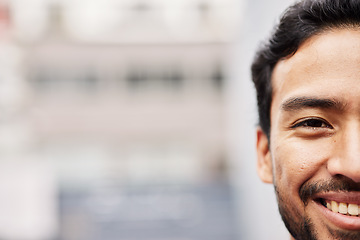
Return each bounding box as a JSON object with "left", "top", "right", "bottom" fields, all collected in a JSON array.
[{"left": 290, "top": 117, "right": 333, "bottom": 129}]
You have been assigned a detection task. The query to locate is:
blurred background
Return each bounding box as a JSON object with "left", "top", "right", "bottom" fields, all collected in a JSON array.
[{"left": 0, "top": 0, "right": 293, "bottom": 239}]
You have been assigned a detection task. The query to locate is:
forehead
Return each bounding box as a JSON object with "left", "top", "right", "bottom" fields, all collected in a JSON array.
[{"left": 271, "top": 28, "right": 360, "bottom": 111}]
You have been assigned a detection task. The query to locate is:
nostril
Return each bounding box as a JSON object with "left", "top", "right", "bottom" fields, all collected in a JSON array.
[{"left": 327, "top": 158, "right": 360, "bottom": 183}]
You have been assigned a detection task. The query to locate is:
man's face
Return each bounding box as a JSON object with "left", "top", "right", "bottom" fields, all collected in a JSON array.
[{"left": 257, "top": 28, "right": 360, "bottom": 240}]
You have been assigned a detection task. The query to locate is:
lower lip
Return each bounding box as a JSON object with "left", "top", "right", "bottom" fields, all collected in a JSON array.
[{"left": 315, "top": 200, "right": 360, "bottom": 230}]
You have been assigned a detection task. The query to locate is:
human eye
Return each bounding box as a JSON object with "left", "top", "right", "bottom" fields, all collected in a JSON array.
[{"left": 290, "top": 117, "right": 333, "bottom": 129}]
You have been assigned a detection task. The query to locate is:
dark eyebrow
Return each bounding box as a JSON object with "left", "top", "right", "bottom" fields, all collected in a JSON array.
[{"left": 281, "top": 97, "right": 344, "bottom": 112}]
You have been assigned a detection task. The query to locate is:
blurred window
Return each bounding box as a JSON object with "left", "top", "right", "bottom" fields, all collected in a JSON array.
[
  {"left": 126, "top": 67, "right": 184, "bottom": 92},
  {"left": 30, "top": 67, "right": 98, "bottom": 93},
  {"left": 212, "top": 66, "right": 224, "bottom": 90}
]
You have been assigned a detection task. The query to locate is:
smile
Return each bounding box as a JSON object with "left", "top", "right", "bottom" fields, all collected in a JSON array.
[
  {"left": 321, "top": 199, "right": 360, "bottom": 216},
  {"left": 313, "top": 192, "right": 360, "bottom": 230}
]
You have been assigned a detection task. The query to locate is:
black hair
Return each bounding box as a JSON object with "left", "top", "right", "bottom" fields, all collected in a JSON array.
[{"left": 251, "top": 0, "right": 360, "bottom": 138}]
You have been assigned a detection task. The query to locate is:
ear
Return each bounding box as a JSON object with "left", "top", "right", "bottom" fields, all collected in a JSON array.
[{"left": 256, "top": 127, "right": 273, "bottom": 183}]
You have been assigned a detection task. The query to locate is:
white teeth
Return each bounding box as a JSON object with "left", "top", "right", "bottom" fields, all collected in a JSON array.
[
  {"left": 326, "top": 202, "right": 331, "bottom": 210},
  {"left": 348, "top": 204, "right": 359, "bottom": 216},
  {"left": 326, "top": 201, "right": 360, "bottom": 216},
  {"left": 339, "top": 202, "right": 348, "bottom": 214},
  {"left": 331, "top": 201, "right": 339, "bottom": 213}
]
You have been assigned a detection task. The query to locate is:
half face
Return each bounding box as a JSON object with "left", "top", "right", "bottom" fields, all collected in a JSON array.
[{"left": 257, "top": 28, "right": 360, "bottom": 239}]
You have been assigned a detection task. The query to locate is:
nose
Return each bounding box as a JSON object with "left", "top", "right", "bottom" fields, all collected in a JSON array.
[{"left": 327, "top": 125, "right": 360, "bottom": 183}]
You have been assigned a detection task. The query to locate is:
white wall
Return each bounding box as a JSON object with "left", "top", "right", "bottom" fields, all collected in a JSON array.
[{"left": 227, "top": 0, "right": 295, "bottom": 239}]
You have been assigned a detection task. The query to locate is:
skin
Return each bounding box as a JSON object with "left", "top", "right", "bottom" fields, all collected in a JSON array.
[{"left": 257, "top": 28, "right": 360, "bottom": 240}]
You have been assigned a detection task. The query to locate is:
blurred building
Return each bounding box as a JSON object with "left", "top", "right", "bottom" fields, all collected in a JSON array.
[{"left": 0, "top": 0, "right": 242, "bottom": 240}]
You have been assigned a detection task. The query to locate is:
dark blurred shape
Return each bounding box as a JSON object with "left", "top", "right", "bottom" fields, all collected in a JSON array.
[{"left": 60, "top": 183, "right": 237, "bottom": 240}]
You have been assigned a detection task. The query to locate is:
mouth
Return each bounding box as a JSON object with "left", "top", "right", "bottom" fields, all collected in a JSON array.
[
  {"left": 318, "top": 198, "right": 360, "bottom": 216},
  {"left": 313, "top": 193, "right": 360, "bottom": 230}
]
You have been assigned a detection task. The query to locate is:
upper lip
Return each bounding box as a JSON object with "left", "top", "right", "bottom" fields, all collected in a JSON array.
[{"left": 313, "top": 191, "right": 360, "bottom": 204}]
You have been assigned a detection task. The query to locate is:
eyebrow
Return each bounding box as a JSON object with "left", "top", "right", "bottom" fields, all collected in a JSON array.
[{"left": 281, "top": 97, "right": 344, "bottom": 112}]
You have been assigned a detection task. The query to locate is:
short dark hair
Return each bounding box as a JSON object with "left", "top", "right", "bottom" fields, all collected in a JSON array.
[{"left": 251, "top": 0, "right": 360, "bottom": 138}]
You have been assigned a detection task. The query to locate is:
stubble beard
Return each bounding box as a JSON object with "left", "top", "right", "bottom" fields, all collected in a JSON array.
[
  {"left": 275, "top": 185, "right": 318, "bottom": 240},
  {"left": 274, "top": 176, "right": 360, "bottom": 240}
]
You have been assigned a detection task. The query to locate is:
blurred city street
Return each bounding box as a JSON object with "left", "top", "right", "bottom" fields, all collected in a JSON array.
[
  {"left": 0, "top": 1, "right": 240, "bottom": 239},
  {"left": 0, "top": 0, "right": 292, "bottom": 239}
]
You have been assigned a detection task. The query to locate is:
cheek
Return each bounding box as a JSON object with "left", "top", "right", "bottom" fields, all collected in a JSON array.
[{"left": 271, "top": 138, "right": 330, "bottom": 189}]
